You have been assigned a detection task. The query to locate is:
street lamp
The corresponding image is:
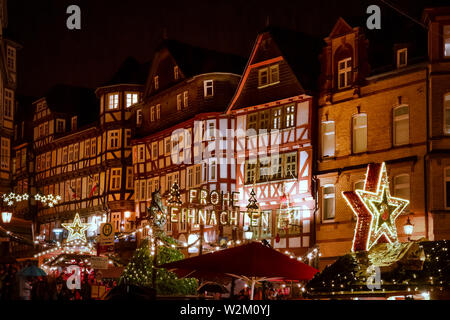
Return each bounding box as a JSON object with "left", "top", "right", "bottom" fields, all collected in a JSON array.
[
  {"left": 403, "top": 216, "right": 414, "bottom": 241},
  {"left": 1, "top": 211, "right": 12, "bottom": 224}
]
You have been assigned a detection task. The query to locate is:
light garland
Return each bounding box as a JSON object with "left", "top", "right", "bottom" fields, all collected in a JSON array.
[{"left": 2, "top": 192, "right": 61, "bottom": 207}]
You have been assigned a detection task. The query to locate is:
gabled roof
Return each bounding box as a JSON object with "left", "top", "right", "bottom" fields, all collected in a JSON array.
[
  {"left": 103, "top": 56, "right": 150, "bottom": 86},
  {"left": 161, "top": 39, "right": 246, "bottom": 77},
  {"left": 227, "top": 26, "right": 323, "bottom": 112}
]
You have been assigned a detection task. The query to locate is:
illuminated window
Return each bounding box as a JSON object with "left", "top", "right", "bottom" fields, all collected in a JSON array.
[
  {"left": 397, "top": 48, "right": 407, "bottom": 68},
  {"left": 322, "top": 121, "right": 335, "bottom": 158},
  {"left": 108, "top": 130, "right": 120, "bottom": 149},
  {"left": 445, "top": 93, "right": 450, "bottom": 134},
  {"left": 174, "top": 66, "right": 179, "bottom": 80},
  {"left": 165, "top": 137, "right": 171, "bottom": 155},
  {"left": 270, "top": 65, "right": 279, "bottom": 83},
  {"left": 272, "top": 108, "right": 282, "bottom": 129},
  {"left": 4, "top": 89, "right": 13, "bottom": 119},
  {"left": 285, "top": 105, "right": 295, "bottom": 128},
  {"left": 85, "top": 140, "right": 90, "bottom": 158},
  {"left": 108, "top": 93, "right": 119, "bottom": 110},
  {"left": 444, "top": 25, "right": 450, "bottom": 58},
  {"left": 323, "top": 185, "right": 335, "bottom": 221},
  {"left": 393, "top": 105, "right": 409, "bottom": 146},
  {"left": 68, "top": 145, "right": 73, "bottom": 162},
  {"left": 126, "top": 93, "right": 139, "bottom": 108},
  {"left": 207, "top": 121, "right": 216, "bottom": 140},
  {"left": 140, "top": 180, "right": 147, "bottom": 200},
  {"left": 167, "top": 174, "right": 173, "bottom": 191},
  {"left": 259, "top": 157, "right": 270, "bottom": 182},
  {"left": 62, "top": 147, "right": 68, "bottom": 164},
  {"left": 258, "top": 68, "right": 268, "bottom": 87},
  {"left": 110, "top": 169, "right": 122, "bottom": 190},
  {"left": 204, "top": 80, "right": 214, "bottom": 97},
  {"left": 338, "top": 57, "right": 352, "bottom": 89},
  {"left": 152, "top": 142, "right": 158, "bottom": 159},
  {"left": 91, "top": 138, "right": 97, "bottom": 155},
  {"left": 111, "top": 213, "right": 121, "bottom": 233},
  {"left": 352, "top": 113, "right": 367, "bottom": 153},
  {"left": 154, "top": 76, "right": 159, "bottom": 90}
]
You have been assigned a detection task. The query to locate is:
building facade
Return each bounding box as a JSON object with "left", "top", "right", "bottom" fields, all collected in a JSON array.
[{"left": 315, "top": 8, "right": 450, "bottom": 268}]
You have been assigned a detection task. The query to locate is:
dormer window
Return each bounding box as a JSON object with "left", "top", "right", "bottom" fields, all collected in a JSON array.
[
  {"left": 338, "top": 57, "right": 352, "bottom": 89},
  {"left": 397, "top": 48, "right": 408, "bottom": 68},
  {"left": 108, "top": 93, "right": 119, "bottom": 110},
  {"left": 154, "top": 76, "right": 159, "bottom": 90},
  {"left": 204, "top": 80, "right": 214, "bottom": 97},
  {"left": 71, "top": 116, "right": 77, "bottom": 131},
  {"left": 444, "top": 25, "right": 450, "bottom": 58},
  {"left": 174, "top": 66, "right": 180, "bottom": 80},
  {"left": 258, "top": 64, "right": 279, "bottom": 88}
]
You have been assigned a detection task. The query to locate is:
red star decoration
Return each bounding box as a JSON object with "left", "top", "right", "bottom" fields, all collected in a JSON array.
[{"left": 342, "top": 162, "right": 409, "bottom": 252}]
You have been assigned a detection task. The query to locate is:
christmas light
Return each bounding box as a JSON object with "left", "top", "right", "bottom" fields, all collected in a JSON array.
[
  {"left": 62, "top": 213, "right": 92, "bottom": 243},
  {"left": 342, "top": 162, "right": 409, "bottom": 252}
]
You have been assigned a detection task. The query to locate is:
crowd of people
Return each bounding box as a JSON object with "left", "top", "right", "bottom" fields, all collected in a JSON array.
[{"left": 0, "top": 262, "right": 118, "bottom": 300}]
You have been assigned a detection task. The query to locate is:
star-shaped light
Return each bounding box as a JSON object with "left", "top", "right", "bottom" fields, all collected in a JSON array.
[
  {"left": 62, "top": 213, "right": 91, "bottom": 243},
  {"left": 343, "top": 162, "right": 409, "bottom": 252}
]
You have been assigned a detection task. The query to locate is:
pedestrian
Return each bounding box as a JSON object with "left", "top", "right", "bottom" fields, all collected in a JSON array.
[{"left": 20, "top": 277, "right": 32, "bottom": 300}]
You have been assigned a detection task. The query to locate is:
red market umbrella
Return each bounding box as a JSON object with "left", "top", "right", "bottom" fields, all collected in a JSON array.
[{"left": 161, "top": 242, "right": 318, "bottom": 299}]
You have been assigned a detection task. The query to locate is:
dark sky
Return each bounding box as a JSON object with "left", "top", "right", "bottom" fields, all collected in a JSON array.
[{"left": 6, "top": 0, "right": 446, "bottom": 98}]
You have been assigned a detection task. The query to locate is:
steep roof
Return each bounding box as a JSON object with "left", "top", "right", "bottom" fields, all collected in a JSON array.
[
  {"left": 161, "top": 39, "right": 246, "bottom": 77},
  {"left": 264, "top": 26, "right": 324, "bottom": 94},
  {"left": 103, "top": 56, "right": 150, "bottom": 86}
]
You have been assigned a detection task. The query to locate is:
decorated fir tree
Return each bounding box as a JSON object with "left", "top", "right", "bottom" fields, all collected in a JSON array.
[
  {"left": 247, "top": 189, "right": 259, "bottom": 211},
  {"left": 167, "top": 181, "right": 183, "bottom": 206},
  {"left": 120, "top": 236, "right": 197, "bottom": 295}
]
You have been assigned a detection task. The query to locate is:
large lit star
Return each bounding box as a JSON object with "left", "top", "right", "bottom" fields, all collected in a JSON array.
[
  {"left": 342, "top": 162, "right": 409, "bottom": 252},
  {"left": 62, "top": 213, "right": 91, "bottom": 243}
]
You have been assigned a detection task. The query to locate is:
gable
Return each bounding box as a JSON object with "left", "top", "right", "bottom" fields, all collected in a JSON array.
[{"left": 328, "top": 17, "right": 354, "bottom": 39}]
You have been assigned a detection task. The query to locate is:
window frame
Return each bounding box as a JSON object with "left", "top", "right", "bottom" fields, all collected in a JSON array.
[
  {"left": 110, "top": 168, "right": 122, "bottom": 191},
  {"left": 337, "top": 57, "right": 352, "bottom": 89},
  {"left": 393, "top": 105, "right": 410, "bottom": 146},
  {"left": 108, "top": 93, "right": 119, "bottom": 110},
  {"left": 126, "top": 92, "right": 139, "bottom": 108},
  {"left": 352, "top": 113, "right": 368, "bottom": 154},
  {"left": 397, "top": 48, "right": 408, "bottom": 68},
  {"left": 444, "top": 25, "right": 450, "bottom": 59},
  {"left": 204, "top": 80, "right": 214, "bottom": 97},
  {"left": 393, "top": 173, "right": 411, "bottom": 202},
  {"left": 444, "top": 93, "right": 450, "bottom": 135},
  {"left": 321, "top": 120, "right": 336, "bottom": 158},
  {"left": 322, "top": 184, "right": 336, "bottom": 222}
]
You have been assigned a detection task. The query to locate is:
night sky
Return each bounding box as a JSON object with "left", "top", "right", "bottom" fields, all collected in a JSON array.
[{"left": 6, "top": 0, "right": 447, "bottom": 99}]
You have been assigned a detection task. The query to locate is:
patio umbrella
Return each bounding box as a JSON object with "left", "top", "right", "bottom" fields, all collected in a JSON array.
[
  {"left": 18, "top": 265, "right": 47, "bottom": 277},
  {"left": 197, "top": 282, "right": 229, "bottom": 294},
  {"left": 161, "top": 242, "right": 318, "bottom": 299}
]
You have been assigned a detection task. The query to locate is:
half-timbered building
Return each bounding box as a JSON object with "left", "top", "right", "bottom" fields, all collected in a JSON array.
[
  {"left": 226, "top": 27, "right": 323, "bottom": 256},
  {"left": 32, "top": 58, "right": 147, "bottom": 242},
  {"left": 131, "top": 40, "right": 244, "bottom": 250}
]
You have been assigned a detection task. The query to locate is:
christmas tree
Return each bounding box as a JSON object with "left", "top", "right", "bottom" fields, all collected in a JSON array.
[
  {"left": 167, "top": 181, "right": 183, "bottom": 206},
  {"left": 120, "top": 236, "right": 197, "bottom": 295}
]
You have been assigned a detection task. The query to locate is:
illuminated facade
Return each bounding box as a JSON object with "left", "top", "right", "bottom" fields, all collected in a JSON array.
[{"left": 315, "top": 8, "right": 450, "bottom": 268}]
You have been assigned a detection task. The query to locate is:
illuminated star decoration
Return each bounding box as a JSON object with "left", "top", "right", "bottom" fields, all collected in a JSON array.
[
  {"left": 62, "top": 213, "right": 91, "bottom": 243},
  {"left": 342, "top": 162, "right": 409, "bottom": 252}
]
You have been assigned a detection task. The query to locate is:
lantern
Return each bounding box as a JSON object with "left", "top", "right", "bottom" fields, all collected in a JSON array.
[
  {"left": 1, "top": 211, "right": 12, "bottom": 224},
  {"left": 124, "top": 211, "right": 131, "bottom": 219},
  {"left": 403, "top": 216, "right": 414, "bottom": 240}
]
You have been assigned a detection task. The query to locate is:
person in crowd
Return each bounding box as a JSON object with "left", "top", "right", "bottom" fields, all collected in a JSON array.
[{"left": 19, "top": 277, "right": 32, "bottom": 300}]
